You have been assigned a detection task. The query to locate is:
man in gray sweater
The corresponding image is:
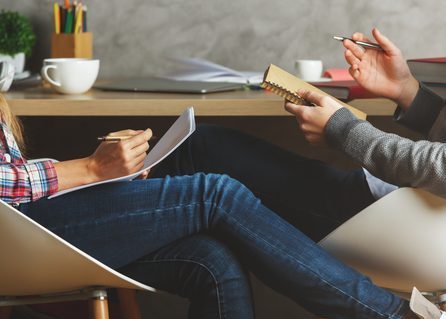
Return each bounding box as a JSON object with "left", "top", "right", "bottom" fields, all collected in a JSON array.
[
  {"left": 286, "top": 27, "right": 446, "bottom": 200},
  {"left": 283, "top": 28, "right": 445, "bottom": 318}
]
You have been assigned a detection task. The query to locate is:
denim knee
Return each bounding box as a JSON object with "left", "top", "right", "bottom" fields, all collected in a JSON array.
[{"left": 198, "top": 173, "right": 254, "bottom": 205}]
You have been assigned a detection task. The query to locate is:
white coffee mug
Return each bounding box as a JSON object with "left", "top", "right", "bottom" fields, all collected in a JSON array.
[
  {"left": 41, "top": 58, "right": 100, "bottom": 94},
  {"left": 294, "top": 59, "right": 323, "bottom": 82}
]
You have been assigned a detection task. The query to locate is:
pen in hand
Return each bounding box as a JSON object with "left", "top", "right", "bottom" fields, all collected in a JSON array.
[
  {"left": 97, "top": 135, "right": 157, "bottom": 142},
  {"left": 333, "top": 36, "right": 383, "bottom": 51}
]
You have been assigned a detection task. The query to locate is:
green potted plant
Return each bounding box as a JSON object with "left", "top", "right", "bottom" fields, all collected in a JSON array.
[{"left": 0, "top": 10, "right": 36, "bottom": 75}]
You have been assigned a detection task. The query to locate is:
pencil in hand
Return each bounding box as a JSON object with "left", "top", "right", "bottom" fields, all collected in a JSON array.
[{"left": 97, "top": 135, "right": 157, "bottom": 142}]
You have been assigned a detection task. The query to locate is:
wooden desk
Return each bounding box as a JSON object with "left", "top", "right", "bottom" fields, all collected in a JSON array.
[{"left": 5, "top": 86, "right": 397, "bottom": 117}]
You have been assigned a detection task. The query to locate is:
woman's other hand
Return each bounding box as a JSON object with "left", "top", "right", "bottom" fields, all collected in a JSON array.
[
  {"left": 284, "top": 90, "right": 342, "bottom": 145},
  {"left": 343, "top": 28, "right": 418, "bottom": 110},
  {"left": 87, "top": 128, "right": 152, "bottom": 182}
]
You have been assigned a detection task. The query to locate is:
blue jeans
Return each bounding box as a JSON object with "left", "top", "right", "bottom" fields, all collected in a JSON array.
[
  {"left": 19, "top": 127, "right": 409, "bottom": 319},
  {"left": 152, "top": 124, "right": 377, "bottom": 242}
]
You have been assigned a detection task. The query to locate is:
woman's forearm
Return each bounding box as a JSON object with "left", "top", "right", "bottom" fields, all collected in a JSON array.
[{"left": 53, "top": 157, "right": 97, "bottom": 191}]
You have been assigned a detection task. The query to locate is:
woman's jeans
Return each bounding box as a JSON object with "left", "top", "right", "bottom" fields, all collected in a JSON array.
[{"left": 19, "top": 125, "right": 409, "bottom": 319}]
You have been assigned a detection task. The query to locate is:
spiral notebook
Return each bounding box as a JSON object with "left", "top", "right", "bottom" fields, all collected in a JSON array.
[{"left": 261, "top": 64, "right": 366, "bottom": 119}]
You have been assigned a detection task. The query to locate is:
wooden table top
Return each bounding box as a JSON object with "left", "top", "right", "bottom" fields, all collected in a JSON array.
[{"left": 5, "top": 85, "right": 397, "bottom": 117}]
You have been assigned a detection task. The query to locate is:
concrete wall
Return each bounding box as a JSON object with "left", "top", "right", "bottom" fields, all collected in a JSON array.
[
  {"left": 3, "top": 0, "right": 446, "bottom": 318},
  {"left": 4, "top": 0, "right": 446, "bottom": 78}
]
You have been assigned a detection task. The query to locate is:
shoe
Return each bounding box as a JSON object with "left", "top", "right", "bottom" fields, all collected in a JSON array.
[{"left": 410, "top": 287, "right": 446, "bottom": 319}]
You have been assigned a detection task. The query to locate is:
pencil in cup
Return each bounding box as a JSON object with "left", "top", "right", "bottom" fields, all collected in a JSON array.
[{"left": 97, "top": 135, "right": 158, "bottom": 142}]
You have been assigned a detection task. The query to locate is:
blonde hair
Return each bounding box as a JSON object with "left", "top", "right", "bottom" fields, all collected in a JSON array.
[{"left": 0, "top": 94, "right": 25, "bottom": 153}]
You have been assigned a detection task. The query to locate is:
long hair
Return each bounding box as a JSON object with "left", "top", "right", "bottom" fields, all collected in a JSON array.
[{"left": 0, "top": 94, "right": 25, "bottom": 153}]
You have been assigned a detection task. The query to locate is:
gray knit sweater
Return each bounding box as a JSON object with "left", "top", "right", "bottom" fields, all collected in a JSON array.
[{"left": 325, "top": 83, "right": 446, "bottom": 198}]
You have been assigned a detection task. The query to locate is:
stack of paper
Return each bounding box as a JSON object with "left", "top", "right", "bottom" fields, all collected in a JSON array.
[{"left": 163, "top": 58, "right": 263, "bottom": 85}]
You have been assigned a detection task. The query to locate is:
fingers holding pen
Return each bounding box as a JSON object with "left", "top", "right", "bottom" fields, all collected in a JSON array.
[
  {"left": 371, "top": 27, "right": 400, "bottom": 55},
  {"left": 122, "top": 128, "right": 152, "bottom": 148},
  {"left": 343, "top": 39, "right": 365, "bottom": 60},
  {"left": 352, "top": 32, "right": 372, "bottom": 43},
  {"left": 345, "top": 49, "right": 361, "bottom": 67},
  {"left": 348, "top": 65, "right": 360, "bottom": 79},
  {"left": 107, "top": 129, "right": 144, "bottom": 138},
  {"left": 129, "top": 139, "right": 150, "bottom": 158}
]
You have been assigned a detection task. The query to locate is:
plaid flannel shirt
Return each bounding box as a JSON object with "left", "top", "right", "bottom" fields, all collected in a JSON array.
[{"left": 0, "top": 122, "right": 58, "bottom": 205}]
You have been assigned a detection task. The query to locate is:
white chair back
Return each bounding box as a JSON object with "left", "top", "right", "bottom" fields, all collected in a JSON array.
[
  {"left": 0, "top": 200, "right": 155, "bottom": 296},
  {"left": 320, "top": 188, "right": 446, "bottom": 292}
]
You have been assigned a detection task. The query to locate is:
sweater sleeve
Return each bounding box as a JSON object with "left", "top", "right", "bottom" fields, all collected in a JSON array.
[{"left": 326, "top": 108, "right": 446, "bottom": 198}]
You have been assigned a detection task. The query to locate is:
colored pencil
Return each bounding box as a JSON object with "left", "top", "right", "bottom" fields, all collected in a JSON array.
[
  {"left": 74, "top": 3, "right": 83, "bottom": 33},
  {"left": 53, "top": 3, "right": 60, "bottom": 34},
  {"left": 64, "top": 8, "right": 73, "bottom": 33}
]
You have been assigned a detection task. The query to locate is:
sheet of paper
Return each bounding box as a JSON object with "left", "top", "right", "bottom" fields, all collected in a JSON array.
[
  {"left": 48, "top": 107, "right": 196, "bottom": 199},
  {"left": 164, "top": 57, "right": 263, "bottom": 84}
]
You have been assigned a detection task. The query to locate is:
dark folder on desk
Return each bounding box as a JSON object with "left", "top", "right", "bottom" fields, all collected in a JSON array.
[{"left": 94, "top": 77, "right": 245, "bottom": 94}]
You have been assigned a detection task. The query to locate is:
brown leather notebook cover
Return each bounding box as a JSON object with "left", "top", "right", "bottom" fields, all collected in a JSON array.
[{"left": 261, "top": 64, "right": 367, "bottom": 119}]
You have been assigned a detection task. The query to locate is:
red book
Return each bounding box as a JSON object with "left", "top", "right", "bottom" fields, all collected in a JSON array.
[
  {"left": 323, "top": 68, "right": 354, "bottom": 81},
  {"left": 407, "top": 57, "right": 446, "bottom": 84},
  {"left": 310, "top": 80, "right": 377, "bottom": 101}
]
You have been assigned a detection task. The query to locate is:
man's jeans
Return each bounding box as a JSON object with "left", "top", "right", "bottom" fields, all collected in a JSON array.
[{"left": 19, "top": 125, "right": 408, "bottom": 319}]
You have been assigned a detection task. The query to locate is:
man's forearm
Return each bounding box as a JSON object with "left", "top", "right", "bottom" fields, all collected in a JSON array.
[{"left": 326, "top": 108, "right": 446, "bottom": 198}]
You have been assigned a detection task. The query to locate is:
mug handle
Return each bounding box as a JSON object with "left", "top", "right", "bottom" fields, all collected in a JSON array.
[
  {"left": 41, "top": 65, "right": 61, "bottom": 87},
  {"left": 0, "top": 62, "right": 14, "bottom": 84}
]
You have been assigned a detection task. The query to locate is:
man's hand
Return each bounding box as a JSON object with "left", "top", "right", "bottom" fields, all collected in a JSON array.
[
  {"left": 343, "top": 28, "right": 418, "bottom": 110},
  {"left": 285, "top": 89, "right": 342, "bottom": 145}
]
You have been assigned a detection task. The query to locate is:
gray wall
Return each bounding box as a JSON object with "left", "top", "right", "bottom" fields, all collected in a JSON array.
[
  {"left": 3, "top": 1, "right": 446, "bottom": 318},
  {"left": 4, "top": 0, "right": 446, "bottom": 77}
]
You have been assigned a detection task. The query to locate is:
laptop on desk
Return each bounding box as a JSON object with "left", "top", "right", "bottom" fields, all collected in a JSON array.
[{"left": 94, "top": 77, "right": 245, "bottom": 94}]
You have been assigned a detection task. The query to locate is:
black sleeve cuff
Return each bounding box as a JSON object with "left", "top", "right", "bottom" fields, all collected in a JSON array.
[{"left": 394, "top": 83, "right": 444, "bottom": 135}]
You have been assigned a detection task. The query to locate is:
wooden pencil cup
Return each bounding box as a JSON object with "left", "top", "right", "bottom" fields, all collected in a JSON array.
[{"left": 51, "top": 32, "right": 93, "bottom": 59}]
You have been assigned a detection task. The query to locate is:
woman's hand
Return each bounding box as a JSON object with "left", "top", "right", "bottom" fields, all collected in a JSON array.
[
  {"left": 344, "top": 28, "right": 418, "bottom": 110},
  {"left": 53, "top": 129, "right": 152, "bottom": 192},
  {"left": 285, "top": 90, "right": 342, "bottom": 145},
  {"left": 87, "top": 128, "right": 152, "bottom": 182}
]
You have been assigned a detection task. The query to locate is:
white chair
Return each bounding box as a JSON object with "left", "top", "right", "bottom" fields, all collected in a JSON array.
[
  {"left": 319, "top": 187, "right": 446, "bottom": 308},
  {"left": 0, "top": 197, "right": 156, "bottom": 319}
]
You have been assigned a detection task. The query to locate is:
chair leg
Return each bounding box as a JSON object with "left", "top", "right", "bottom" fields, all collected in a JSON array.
[
  {"left": 0, "top": 307, "right": 12, "bottom": 319},
  {"left": 117, "top": 289, "right": 142, "bottom": 319},
  {"left": 89, "top": 296, "right": 109, "bottom": 319}
]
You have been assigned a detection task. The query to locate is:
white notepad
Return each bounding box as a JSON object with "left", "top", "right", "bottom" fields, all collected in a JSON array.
[{"left": 49, "top": 107, "right": 196, "bottom": 199}]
